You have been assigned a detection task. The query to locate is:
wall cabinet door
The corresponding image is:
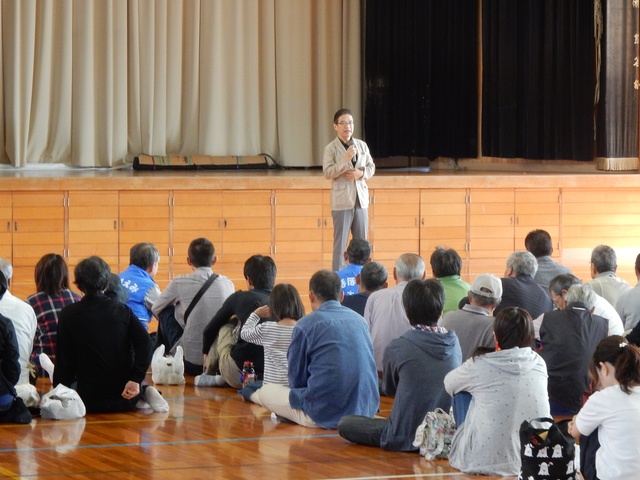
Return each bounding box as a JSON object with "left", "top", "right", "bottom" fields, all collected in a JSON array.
[
  {"left": 420, "top": 188, "right": 468, "bottom": 278},
  {"left": 11, "top": 192, "right": 66, "bottom": 298},
  {"left": 67, "top": 191, "right": 119, "bottom": 274},
  {"left": 118, "top": 191, "right": 170, "bottom": 289},
  {"left": 0, "top": 193, "right": 11, "bottom": 262},
  {"left": 514, "top": 188, "right": 561, "bottom": 255},
  {"left": 562, "top": 188, "right": 640, "bottom": 284},
  {"left": 171, "top": 190, "right": 224, "bottom": 278},
  {"left": 219, "top": 190, "right": 272, "bottom": 288},
  {"left": 273, "top": 190, "right": 323, "bottom": 296},
  {"left": 468, "top": 189, "right": 514, "bottom": 277},
  {"left": 370, "top": 189, "right": 420, "bottom": 275}
]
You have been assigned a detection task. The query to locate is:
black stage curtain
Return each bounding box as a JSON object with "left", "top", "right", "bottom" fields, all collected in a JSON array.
[
  {"left": 363, "top": 1, "right": 478, "bottom": 159},
  {"left": 482, "top": 0, "right": 595, "bottom": 161}
]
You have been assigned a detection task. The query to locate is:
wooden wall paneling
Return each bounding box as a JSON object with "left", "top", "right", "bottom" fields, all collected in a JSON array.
[
  {"left": 514, "top": 189, "right": 561, "bottom": 257},
  {"left": 369, "top": 189, "right": 421, "bottom": 277},
  {"left": 0, "top": 193, "right": 11, "bottom": 262},
  {"left": 468, "top": 189, "right": 515, "bottom": 279},
  {"left": 11, "top": 192, "right": 66, "bottom": 299},
  {"left": 219, "top": 190, "right": 272, "bottom": 289},
  {"left": 118, "top": 191, "right": 171, "bottom": 290},
  {"left": 171, "top": 190, "right": 224, "bottom": 279},
  {"left": 420, "top": 188, "right": 469, "bottom": 280},
  {"left": 322, "top": 190, "right": 333, "bottom": 267},
  {"left": 274, "top": 190, "right": 324, "bottom": 304},
  {"left": 561, "top": 189, "right": 640, "bottom": 284},
  {"left": 67, "top": 191, "right": 119, "bottom": 274}
]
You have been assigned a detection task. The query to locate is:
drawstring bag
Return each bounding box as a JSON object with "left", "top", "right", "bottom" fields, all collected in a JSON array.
[
  {"left": 413, "top": 407, "right": 456, "bottom": 460},
  {"left": 519, "top": 417, "right": 576, "bottom": 480}
]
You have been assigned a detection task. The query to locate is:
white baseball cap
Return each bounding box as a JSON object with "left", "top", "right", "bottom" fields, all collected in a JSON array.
[{"left": 470, "top": 273, "right": 503, "bottom": 299}]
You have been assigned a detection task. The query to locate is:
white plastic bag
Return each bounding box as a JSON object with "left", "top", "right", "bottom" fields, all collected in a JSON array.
[
  {"left": 413, "top": 407, "right": 456, "bottom": 460},
  {"left": 151, "top": 345, "right": 185, "bottom": 385},
  {"left": 41, "top": 384, "right": 86, "bottom": 420}
]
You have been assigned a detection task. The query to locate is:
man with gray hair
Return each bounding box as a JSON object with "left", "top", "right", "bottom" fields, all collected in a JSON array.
[
  {"left": 536, "top": 273, "right": 623, "bottom": 338},
  {"left": 587, "top": 244, "right": 631, "bottom": 308},
  {"left": 0, "top": 258, "right": 38, "bottom": 404},
  {"left": 440, "top": 273, "right": 502, "bottom": 361},
  {"left": 494, "top": 251, "right": 553, "bottom": 319},
  {"left": 537, "top": 283, "right": 608, "bottom": 415},
  {"left": 364, "top": 253, "right": 425, "bottom": 373}
]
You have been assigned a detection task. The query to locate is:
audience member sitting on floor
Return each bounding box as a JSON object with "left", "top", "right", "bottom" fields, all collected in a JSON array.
[
  {"left": 569, "top": 336, "right": 640, "bottom": 480},
  {"left": 119, "top": 242, "right": 161, "bottom": 331},
  {"left": 365, "top": 253, "right": 426, "bottom": 373},
  {"left": 240, "top": 283, "right": 305, "bottom": 403},
  {"left": 336, "top": 238, "right": 371, "bottom": 297},
  {"left": 0, "top": 271, "right": 32, "bottom": 424},
  {"left": 444, "top": 307, "right": 550, "bottom": 476},
  {"left": 257, "top": 270, "right": 379, "bottom": 429},
  {"left": 587, "top": 244, "right": 631, "bottom": 308},
  {"left": 536, "top": 284, "right": 608, "bottom": 416},
  {"left": 494, "top": 250, "right": 553, "bottom": 319},
  {"left": 54, "top": 256, "right": 168, "bottom": 413},
  {"left": 614, "top": 252, "right": 640, "bottom": 331},
  {"left": 429, "top": 247, "right": 470, "bottom": 315},
  {"left": 535, "top": 273, "right": 624, "bottom": 337},
  {"left": 524, "top": 229, "right": 572, "bottom": 294},
  {"left": 199, "top": 255, "right": 276, "bottom": 388},
  {"left": 0, "top": 258, "right": 38, "bottom": 401},
  {"left": 152, "top": 238, "right": 234, "bottom": 376},
  {"left": 440, "top": 273, "right": 502, "bottom": 361},
  {"left": 341, "top": 261, "right": 388, "bottom": 317},
  {"left": 338, "top": 278, "right": 461, "bottom": 451},
  {"left": 26, "top": 253, "right": 81, "bottom": 377}
]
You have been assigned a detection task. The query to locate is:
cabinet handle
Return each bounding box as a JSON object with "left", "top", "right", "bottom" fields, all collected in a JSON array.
[
  {"left": 14, "top": 222, "right": 17, "bottom": 232},
  {"left": 224, "top": 219, "right": 227, "bottom": 228},
  {"left": 317, "top": 218, "right": 321, "bottom": 228},
  {"left": 113, "top": 220, "right": 117, "bottom": 230}
]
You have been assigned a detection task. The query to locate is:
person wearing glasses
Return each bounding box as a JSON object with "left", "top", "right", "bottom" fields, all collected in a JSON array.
[{"left": 323, "top": 108, "right": 375, "bottom": 271}]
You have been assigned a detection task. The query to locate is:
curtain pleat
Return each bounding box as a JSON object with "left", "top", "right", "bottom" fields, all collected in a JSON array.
[
  {"left": 0, "top": 0, "right": 359, "bottom": 167},
  {"left": 482, "top": 0, "right": 595, "bottom": 161},
  {"left": 363, "top": 0, "right": 478, "bottom": 159}
]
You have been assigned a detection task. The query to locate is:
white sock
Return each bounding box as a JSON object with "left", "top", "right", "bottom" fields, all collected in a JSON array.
[
  {"left": 143, "top": 386, "right": 169, "bottom": 413},
  {"left": 195, "top": 374, "right": 226, "bottom": 387},
  {"left": 135, "top": 399, "right": 151, "bottom": 410}
]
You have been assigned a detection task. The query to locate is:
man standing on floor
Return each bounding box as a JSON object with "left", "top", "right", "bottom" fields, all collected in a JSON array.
[
  {"left": 323, "top": 108, "right": 375, "bottom": 271},
  {"left": 255, "top": 270, "right": 379, "bottom": 429}
]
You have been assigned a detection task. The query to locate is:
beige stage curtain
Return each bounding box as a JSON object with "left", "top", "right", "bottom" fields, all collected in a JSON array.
[{"left": 0, "top": 0, "right": 360, "bottom": 168}]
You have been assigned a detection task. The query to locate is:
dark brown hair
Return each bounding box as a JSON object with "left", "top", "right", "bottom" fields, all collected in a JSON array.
[
  {"left": 270, "top": 283, "right": 305, "bottom": 321},
  {"left": 494, "top": 307, "right": 535, "bottom": 350},
  {"left": 34, "top": 253, "right": 70, "bottom": 296},
  {"left": 589, "top": 335, "right": 640, "bottom": 394}
]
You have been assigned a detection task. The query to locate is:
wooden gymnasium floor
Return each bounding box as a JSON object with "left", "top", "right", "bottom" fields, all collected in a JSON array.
[{"left": 0, "top": 375, "right": 510, "bottom": 480}]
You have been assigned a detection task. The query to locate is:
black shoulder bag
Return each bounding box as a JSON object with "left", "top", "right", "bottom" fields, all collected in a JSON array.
[{"left": 183, "top": 274, "right": 218, "bottom": 325}]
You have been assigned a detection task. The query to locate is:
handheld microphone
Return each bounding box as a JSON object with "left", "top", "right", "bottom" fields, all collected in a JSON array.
[{"left": 348, "top": 139, "right": 357, "bottom": 166}]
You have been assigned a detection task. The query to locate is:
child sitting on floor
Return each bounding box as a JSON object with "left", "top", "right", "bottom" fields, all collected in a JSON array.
[
  {"left": 240, "top": 283, "right": 305, "bottom": 403},
  {"left": 569, "top": 335, "right": 640, "bottom": 480}
]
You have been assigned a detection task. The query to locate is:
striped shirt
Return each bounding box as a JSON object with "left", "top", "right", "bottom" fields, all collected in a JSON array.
[{"left": 240, "top": 312, "right": 295, "bottom": 385}]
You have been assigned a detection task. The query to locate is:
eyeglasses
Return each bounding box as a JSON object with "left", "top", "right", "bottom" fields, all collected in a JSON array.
[{"left": 337, "top": 121, "right": 354, "bottom": 126}]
